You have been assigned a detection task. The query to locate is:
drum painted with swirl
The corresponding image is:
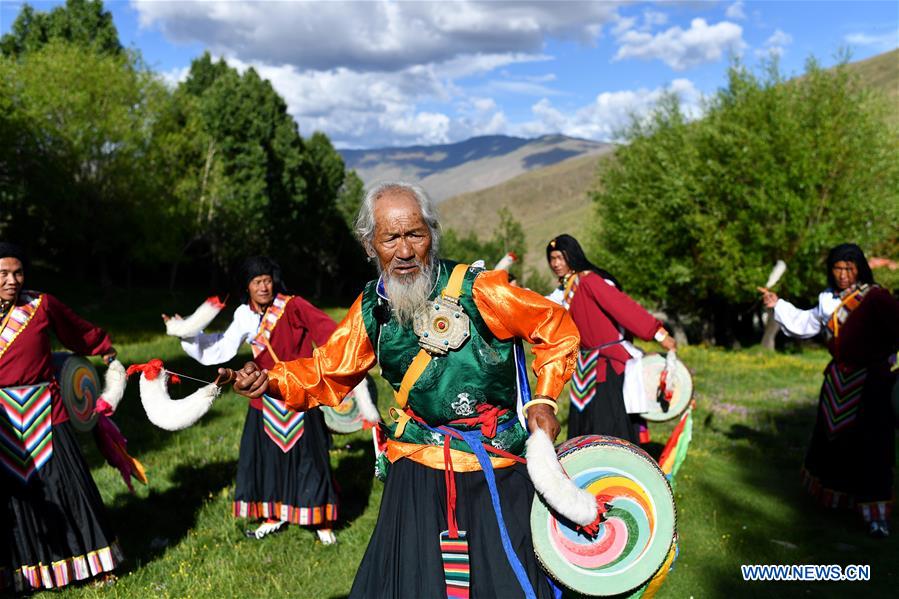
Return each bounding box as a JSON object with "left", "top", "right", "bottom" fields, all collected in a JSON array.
[
  {"left": 641, "top": 353, "right": 693, "bottom": 422},
  {"left": 531, "top": 435, "right": 677, "bottom": 596},
  {"left": 51, "top": 353, "right": 99, "bottom": 432},
  {"left": 322, "top": 376, "right": 378, "bottom": 434}
]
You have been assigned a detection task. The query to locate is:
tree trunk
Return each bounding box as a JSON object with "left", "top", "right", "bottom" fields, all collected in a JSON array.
[{"left": 761, "top": 307, "right": 779, "bottom": 351}]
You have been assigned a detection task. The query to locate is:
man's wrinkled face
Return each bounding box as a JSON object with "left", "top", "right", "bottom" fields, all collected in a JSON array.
[
  {"left": 0, "top": 257, "right": 24, "bottom": 303},
  {"left": 371, "top": 190, "right": 433, "bottom": 281}
]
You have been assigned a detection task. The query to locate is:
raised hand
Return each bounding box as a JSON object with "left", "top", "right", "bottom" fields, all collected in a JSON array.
[{"left": 757, "top": 287, "right": 778, "bottom": 309}]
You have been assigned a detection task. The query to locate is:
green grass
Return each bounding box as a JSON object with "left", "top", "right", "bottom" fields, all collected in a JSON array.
[{"left": 37, "top": 315, "right": 897, "bottom": 598}]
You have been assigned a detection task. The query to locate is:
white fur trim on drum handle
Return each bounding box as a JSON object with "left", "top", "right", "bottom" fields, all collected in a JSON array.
[
  {"left": 139, "top": 374, "right": 220, "bottom": 431},
  {"left": 352, "top": 380, "right": 380, "bottom": 423},
  {"left": 764, "top": 260, "right": 787, "bottom": 289},
  {"left": 98, "top": 359, "right": 127, "bottom": 413},
  {"left": 493, "top": 252, "right": 518, "bottom": 271},
  {"left": 526, "top": 429, "right": 599, "bottom": 526},
  {"left": 165, "top": 298, "right": 224, "bottom": 339},
  {"left": 664, "top": 350, "right": 678, "bottom": 395}
]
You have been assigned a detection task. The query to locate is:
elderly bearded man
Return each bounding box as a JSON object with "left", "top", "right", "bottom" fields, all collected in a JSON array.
[{"left": 231, "top": 182, "right": 580, "bottom": 598}]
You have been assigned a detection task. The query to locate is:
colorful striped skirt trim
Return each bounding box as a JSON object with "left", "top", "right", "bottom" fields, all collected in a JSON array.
[
  {"left": 801, "top": 467, "right": 893, "bottom": 522},
  {"left": 233, "top": 500, "right": 338, "bottom": 525},
  {"left": 0, "top": 540, "right": 122, "bottom": 592}
]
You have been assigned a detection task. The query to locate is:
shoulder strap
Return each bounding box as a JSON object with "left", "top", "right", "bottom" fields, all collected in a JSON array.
[{"left": 394, "top": 264, "right": 468, "bottom": 408}]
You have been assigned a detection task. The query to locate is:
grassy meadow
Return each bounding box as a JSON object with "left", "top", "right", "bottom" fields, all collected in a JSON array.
[{"left": 28, "top": 293, "right": 898, "bottom": 599}]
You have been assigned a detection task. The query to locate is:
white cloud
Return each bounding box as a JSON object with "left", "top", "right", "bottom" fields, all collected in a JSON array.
[
  {"left": 614, "top": 18, "right": 745, "bottom": 70},
  {"left": 159, "top": 65, "right": 190, "bottom": 89},
  {"left": 612, "top": 15, "right": 637, "bottom": 37},
  {"left": 642, "top": 10, "right": 668, "bottom": 30},
  {"left": 131, "top": 1, "right": 630, "bottom": 147},
  {"left": 725, "top": 2, "right": 746, "bottom": 21},
  {"left": 132, "top": 0, "right": 621, "bottom": 72},
  {"left": 756, "top": 29, "right": 793, "bottom": 58},
  {"left": 514, "top": 78, "right": 704, "bottom": 141},
  {"left": 844, "top": 31, "right": 899, "bottom": 51},
  {"left": 221, "top": 56, "right": 523, "bottom": 148}
]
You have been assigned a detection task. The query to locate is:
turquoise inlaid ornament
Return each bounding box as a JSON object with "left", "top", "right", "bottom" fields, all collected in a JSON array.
[{"left": 412, "top": 295, "right": 470, "bottom": 356}]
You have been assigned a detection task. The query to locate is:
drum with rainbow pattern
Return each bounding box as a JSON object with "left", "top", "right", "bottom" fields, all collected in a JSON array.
[
  {"left": 322, "top": 376, "right": 378, "bottom": 434},
  {"left": 531, "top": 435, "right": 677, "bottom": 596},
  {"left": 51, "top": 353, "right": 100, "bottom": 432}
]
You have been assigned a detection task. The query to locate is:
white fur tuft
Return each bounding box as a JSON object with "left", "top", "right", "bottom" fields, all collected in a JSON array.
[
  {"left": 165, "top": 299, "right": 224, "bottom": 339},
  {"left": 99, "top": 359, "right": 127, "bottom": 412},
  {"left": 526, "top": 429, "right": 598, "bottom": 526},
  {"left": 664, "top": 350, "right": 679, "bottom": 396},
  {"left": 352, "top": 380, "right": 380, "bottom": 423},
  {"left": 139, "top": 375, "right": 220, "bottom": 431},
  {"left": 764, "top": 260, "right": 787, "bottom": 289}
]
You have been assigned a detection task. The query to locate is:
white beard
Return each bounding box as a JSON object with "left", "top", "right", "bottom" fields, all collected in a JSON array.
[{"left": 383, "top": 259, "right": 435, "bottom": 326}]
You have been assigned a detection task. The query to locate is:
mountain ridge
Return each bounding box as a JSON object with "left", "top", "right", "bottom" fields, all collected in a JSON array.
[{"left": 339, "top": 134, "right": 612, "bottom": 201}]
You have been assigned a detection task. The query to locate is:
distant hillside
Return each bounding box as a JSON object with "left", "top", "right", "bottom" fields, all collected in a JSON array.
[
  {"left": 845, "top": 48, "right": 898, "bottom": 125},
  {"left": 340, "top": 134, "right": 612, "bottom": 201},
  {"left": 439, "top": 48, "right": 899, "bottom": 291},
  {"left": 439, "top": 151, "right": 613, "bottom": 288}
]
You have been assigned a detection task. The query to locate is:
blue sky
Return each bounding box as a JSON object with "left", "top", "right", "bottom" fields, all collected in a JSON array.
[{"left": 2, "top": 1, "right": 896, "bottom": 148}]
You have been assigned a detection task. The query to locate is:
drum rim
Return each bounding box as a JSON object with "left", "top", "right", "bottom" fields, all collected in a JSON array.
[{"left": 531, "top": 437, "right": 677, "bottom": 597}]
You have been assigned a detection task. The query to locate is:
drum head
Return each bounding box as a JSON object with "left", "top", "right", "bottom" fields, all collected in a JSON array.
[
  {"left": 322, "top": 376, "right": 378, "bottom": 434},
  {"left": 531, "top": 435, "right": 677, "bottom": 597},
  {"left": 641, "top": 354, "right": 693, "bottom": 422},
  {"left": 52, "top": 353, "right": 99, "bottom": 432}
]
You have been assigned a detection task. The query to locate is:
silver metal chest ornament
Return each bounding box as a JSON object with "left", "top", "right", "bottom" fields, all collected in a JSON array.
[{"left": 412, "top": 293, "right": 470, "bottom": 356}]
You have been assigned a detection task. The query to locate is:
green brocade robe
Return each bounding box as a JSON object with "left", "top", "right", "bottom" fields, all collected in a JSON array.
[{"left": 361, "top": 260, "right": 529, "bottom": 457}]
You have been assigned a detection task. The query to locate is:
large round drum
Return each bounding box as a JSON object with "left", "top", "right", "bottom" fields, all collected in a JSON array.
[
  {"left": 322, "top": 376, "right": 378, "bottom": 434},
  {"left": 640, "top": 353, "right": 693, "bottom": 422},
  {"left": 531, "top": 435, "right": 677, "bottom": 597},
  {"left": 51, "top": 353, "right": 99, "bottom": 432}
]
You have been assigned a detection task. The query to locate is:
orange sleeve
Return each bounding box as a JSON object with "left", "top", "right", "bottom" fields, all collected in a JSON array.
[
  {"left": 267, "top": 294, "right": 376, "bottom": 411},
  {"left": 473, "top": 270, "right": 580, "bottom": 399}
]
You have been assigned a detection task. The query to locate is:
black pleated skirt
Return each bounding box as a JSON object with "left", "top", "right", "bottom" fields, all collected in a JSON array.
[
  {"left": 350, "top": 459, "right": 555, "bottom": 599},
  {"left": 233, "top": 406, "right": 339, "bottom": 526},
  {"left": 567, "top": 366, "right": 640, "bottom": 443},
  {"left": 1, "top": 421, "right": 122, "bottom": 593},
  {"left": 802, "top": 361, "right": 895, "bottom": 521}
]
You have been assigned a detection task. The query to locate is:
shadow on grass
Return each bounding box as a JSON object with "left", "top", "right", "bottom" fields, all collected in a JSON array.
[
  {"left": 697, "top": 402, "right": 897, "bottom": 598},
  {"left": 107, "top": 459, "right": 237, "bottom": 572},
  {"left": 331, "top": 439, "right": 376, "bottom": 530}
]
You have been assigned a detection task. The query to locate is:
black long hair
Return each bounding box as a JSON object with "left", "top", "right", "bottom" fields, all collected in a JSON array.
[
  {"left": 0, "top": 242, "right": 29, "bottom": 273},
  {"left": 546, "top": 234, "right": 621, "bottom": 289},
  {"left": 825, "top": 243, "right": 875, "bottom": 290},
  {"left": 238, "top": 256, "right": 288, "bottom": 303}
]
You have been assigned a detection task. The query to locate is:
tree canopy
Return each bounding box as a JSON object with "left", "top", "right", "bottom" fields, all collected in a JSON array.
[
  {"left": 0, "top": 3, "right": 365, "bottom": 299},
  {"left": 591, "top": 57, "right": 899, "bottom": 344}
]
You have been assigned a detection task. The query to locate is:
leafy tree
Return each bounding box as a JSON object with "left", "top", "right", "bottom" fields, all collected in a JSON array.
[
  {"left": 166, "top": 53, "right": 364, "bottom": 296},
  {"left": 336, "top": 170, "right": 365, "bottom": 231},
  {"left": 0, "top": 0, "right": 122, "bottom": 58},
  {"left": 442, "top": 208, "right": 529, "bottom": 281},
  {"left": 0, "top": 40, "right": 171, "bottom": 283},
  {"left": 591, "top": 56, "right": 899, "bottom": 345}
]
